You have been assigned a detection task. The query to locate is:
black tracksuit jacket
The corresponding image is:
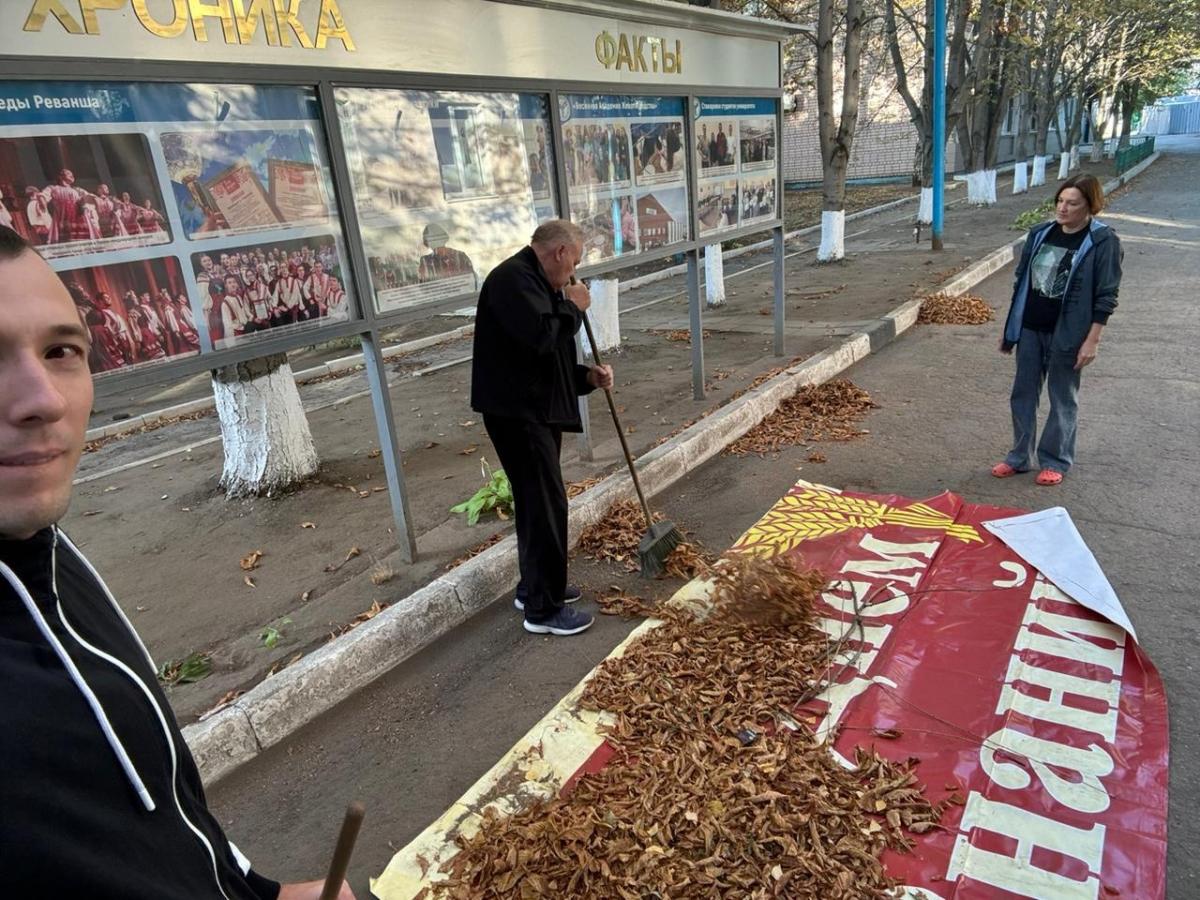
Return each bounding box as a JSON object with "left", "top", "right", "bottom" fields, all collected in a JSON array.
[{"left": 0, "top": 527, "right": 280, "bottom": 899}]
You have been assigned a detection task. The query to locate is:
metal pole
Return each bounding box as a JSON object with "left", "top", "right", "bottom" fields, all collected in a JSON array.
[
  {"left": 359, "top": 332, "right": 418, "bottom": 564},
  {"left": 575, "top": 330, "right": 594, "bottom": 461},
  {"left": 773, "top": 224, "right": 785, "bottom": 356},
  {"left": 687, "top": 248, "right": 705, "bottom": 400},
  {"left": 931, "top": 0, "right": 947, "bottom": 251}
]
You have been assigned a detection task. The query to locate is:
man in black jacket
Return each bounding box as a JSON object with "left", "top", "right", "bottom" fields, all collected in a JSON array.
[
  {"left": 0, "top": 224, "right": 354, "bottom": 900},
  {"left": 471, "top": 220, "right": 613, "bottom": 636}
]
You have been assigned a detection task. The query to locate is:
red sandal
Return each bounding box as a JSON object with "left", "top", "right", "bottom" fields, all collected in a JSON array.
[
  {"left": 991, "top": 462, "right": 1022, "bottom": 478},
  {"left": 1035, "top": 469, "right": 1064, "bottom": 486}
]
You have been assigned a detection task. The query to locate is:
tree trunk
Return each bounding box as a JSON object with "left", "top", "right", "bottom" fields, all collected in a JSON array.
[
  {"left": 1117, "top": 82, "right": 1138, "bottom": 148},
  {"left": 213, "top": 353, "right": 319, "bottom": 498},
  {"left": 816, "top": 0, "right": 864, "bottom": 262}
]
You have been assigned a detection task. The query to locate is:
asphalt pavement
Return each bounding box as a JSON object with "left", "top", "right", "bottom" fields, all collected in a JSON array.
[{"left": 208, "top": 135, "right": 1199, "bottom": 899}]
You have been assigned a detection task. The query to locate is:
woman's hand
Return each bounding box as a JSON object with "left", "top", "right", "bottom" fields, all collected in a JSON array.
[
  {"left": 1075, "top": 337, "right": 1100, "bottom": 370},
  {"left": 1075, "top": 323, "right": 1105, "bottom": 370},
  {"left": 999, "top": 337, "right": 1013, "bottom": 354}
]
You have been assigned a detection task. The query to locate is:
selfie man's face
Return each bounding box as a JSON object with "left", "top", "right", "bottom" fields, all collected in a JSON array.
[{"left": 0, "top": 250, "right": 93, "bottom": 539}]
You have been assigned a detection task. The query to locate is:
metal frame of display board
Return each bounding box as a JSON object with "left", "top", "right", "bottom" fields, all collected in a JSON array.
[{"left": 0, "top": 52, "right": 793, "bottom": 563}]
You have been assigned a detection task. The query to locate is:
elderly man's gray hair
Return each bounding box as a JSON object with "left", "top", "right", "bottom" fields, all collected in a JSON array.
[{"left": 531, "top": 219, "right": 585, "bottom": 248}]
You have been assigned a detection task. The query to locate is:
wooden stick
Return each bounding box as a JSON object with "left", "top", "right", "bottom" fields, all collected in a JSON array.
[{"left": 319, "top": 802, "right": 365, "bottom": 900}]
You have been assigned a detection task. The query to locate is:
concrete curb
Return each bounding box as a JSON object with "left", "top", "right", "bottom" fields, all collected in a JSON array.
[{"left": 180, "top": 153, "right": 1163, "bottom": 783}]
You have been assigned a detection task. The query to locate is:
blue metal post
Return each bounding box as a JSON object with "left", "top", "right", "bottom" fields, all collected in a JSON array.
[{"left": 931, "top": 0, "right": 947, "bottom": 251}]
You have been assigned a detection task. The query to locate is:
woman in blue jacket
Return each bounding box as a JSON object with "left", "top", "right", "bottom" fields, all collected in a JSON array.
[{"left": 992, "top": 174, "right": 1123, "bottom": 486}]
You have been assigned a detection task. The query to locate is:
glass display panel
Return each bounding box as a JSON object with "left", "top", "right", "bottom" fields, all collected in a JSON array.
[
  {"left": 561, "top": 94, "right": 689, "bottom": 264},
  {"left": 0, "top": 80, "right": 357, "bottom": 372},
  {"left": 694, "top": 97, "right": 778, "bottom": 236},
  {"left": 335, "top": 88, "right": 558, "bottom": 314}
]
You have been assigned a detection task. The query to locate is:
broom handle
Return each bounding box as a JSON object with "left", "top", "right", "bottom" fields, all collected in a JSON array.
[
  {"left": 319, "top": 802, "right": 365, "bottom": 900},
  {"left": 580, "top": 313, "right": 656, "bottom": 531}
]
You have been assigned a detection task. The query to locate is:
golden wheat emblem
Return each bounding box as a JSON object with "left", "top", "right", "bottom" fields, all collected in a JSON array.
[{"left": 732, "top": 488, "right": 983, "bottom": 558}]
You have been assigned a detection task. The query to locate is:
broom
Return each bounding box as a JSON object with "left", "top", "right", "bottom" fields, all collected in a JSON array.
[
  {"left": 319, "top": 802, "right": 365, "bottom": 900},
  {"left": 576, "top": 289, "right": 683, "bottom": 577}
]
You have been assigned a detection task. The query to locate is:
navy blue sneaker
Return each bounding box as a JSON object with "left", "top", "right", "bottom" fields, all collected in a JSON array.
[
  {"left": 523, "top": 606, "right": 595, "bottom": 636},
  {"left": 514, "top": 584, "right": 581, "bottom": 612}
]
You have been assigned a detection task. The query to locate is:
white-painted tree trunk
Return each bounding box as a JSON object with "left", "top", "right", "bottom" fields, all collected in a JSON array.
[
  {"left": 587, "top": 278, "right": 621, "bottom": 354},
  {"left": 1012, "top": 161, "right": 1029, "bottom": 194},
  {"left": 817, "top": 209, "right": 846, "bottom": 262},
  {"left": 918, "top": 187, "right": 933, "bottom": 225},
  {"left": 1090, "top": 139, "right": 1104, "bottom": 162},
  {"left": 1058, "top": 151, "right": 1070, "bottom": 179},
  {"left": 966, "top": 170, "right": 997, "bottom": 206},
  {"left": 1069, "top": 145, "right": 1080, "bottom": 170},
  {"left": 1030, "top": 155, "right": 1048, "bottom": 187},
  {"left": 704, "top": 244, "right": 725, "bottom": 307},
  {"left": 213, "top": 354, "right": 319, "bottom": 499}
]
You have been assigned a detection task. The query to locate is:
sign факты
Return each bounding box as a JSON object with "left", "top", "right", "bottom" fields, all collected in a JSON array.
[{"left": 23, "top": 0, "right": 356, "bottom": 50}]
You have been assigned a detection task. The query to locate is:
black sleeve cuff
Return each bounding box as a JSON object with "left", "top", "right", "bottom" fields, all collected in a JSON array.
[
  {"left": 575, "top": 363, "right": 596, "bottom": 395},
  {"left": 245, "top": 869, "right": 281, "bottom": 900},
  {"left": 1092, "top": 311, "right": 1111, "bottom": 326}
]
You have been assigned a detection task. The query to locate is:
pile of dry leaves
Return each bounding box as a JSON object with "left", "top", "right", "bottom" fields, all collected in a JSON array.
[
  {"left": 576, "top": 500, "right": 714, "bottom": 580},
  {"left": 725, "top": 380, "right": 876, "bottom": 456},
  {"left": 917, "top": 291, "right": 995, "bottom": 325},
  {"left": 433, "top": 557, "right": 944, "bottom": 898}
]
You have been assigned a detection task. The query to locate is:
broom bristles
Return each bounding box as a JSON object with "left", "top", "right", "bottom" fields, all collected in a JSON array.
[{"left": 638, "top": 521, "right": 684, "bottom": 578}]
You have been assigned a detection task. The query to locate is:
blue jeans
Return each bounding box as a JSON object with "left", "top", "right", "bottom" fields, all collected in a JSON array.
[{"left": 1005, "top": 328, "right": 1082, "bottom": 474}]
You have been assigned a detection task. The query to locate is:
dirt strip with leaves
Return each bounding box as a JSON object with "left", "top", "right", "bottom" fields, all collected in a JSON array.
[
  {"left": 724, "top": 380, "right": 877, "bottom": 457},
  {"left": 429, "top": 556, "right": 944, "bottom": 898}
]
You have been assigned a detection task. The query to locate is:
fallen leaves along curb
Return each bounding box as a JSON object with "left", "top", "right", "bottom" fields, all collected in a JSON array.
[
  {"left": 725, "top": 380, "right": 877, "bottom": 456},
  {"left": 431, "top": 557, "right": 945, "bottom": 898},
  {"left": 916, "top": 292, "right": 995, "bottom": 325},
  {"left": 576, "top": 500, "right": 714, "bottom": 580}
]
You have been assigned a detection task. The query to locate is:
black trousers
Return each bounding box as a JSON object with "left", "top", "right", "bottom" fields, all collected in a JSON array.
[{"left": 483, "top": 414, "right": 567, "bottom": 622}]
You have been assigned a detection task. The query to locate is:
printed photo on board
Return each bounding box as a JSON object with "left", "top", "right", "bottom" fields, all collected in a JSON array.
[
  {"left": 696, "top": 120, "right": 737, "bottom": 175},
  {"left": 57, "top": 256, "right": 197, "bottom": 375},
  {"left": 563, "top": 122, "right": 632, "bottom": 191},
  {"left": 570, "top": 193, "right": 638, "bottom": 263},
  {"left": 635, "top": 188, "right": 687, "bottom": 250},
  {"left": 698, "top": 179, "right": 740, "bottom": 235},
  {"left": 630, "top": 122, "right": 685, "bottom": 186},
  {"left": 191, "top": 234, "right": 349, "bottom": 349},
  {"left": 739, "top": 119, "right": 776, "bottom": 172},
  {"left": 740, "top": 177, "right": 777, "bottom": 222},
  {"left": 365, "top": 221, "right": 478, "bottom": 313},
  {"left": 0, "top": 133, "right": 170, "bottom": 259},
  {"left": 162, "top": 127, "right": 332, "bottom": 239}
]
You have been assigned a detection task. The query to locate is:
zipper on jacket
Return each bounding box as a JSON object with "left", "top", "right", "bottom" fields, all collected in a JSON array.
[{"left": 50, "top": 534, "right": 233, "bottom": 900}]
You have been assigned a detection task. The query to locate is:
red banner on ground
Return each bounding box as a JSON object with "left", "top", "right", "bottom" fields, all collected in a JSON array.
[
  {"left": 725, "top": 484, "right": 1169, "bottom": 899},
  {"left": 374, "top": 482, "right": 1168, "bottom": 900}
]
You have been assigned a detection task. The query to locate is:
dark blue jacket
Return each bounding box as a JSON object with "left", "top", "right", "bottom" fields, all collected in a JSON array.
[{"left": 1003, "top": 218, "right": 1123, "bottom": 351}]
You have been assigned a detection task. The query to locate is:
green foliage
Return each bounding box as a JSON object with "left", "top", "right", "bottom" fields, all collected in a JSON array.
[
  {"left": 451, "top": 458, "right": 514, "bottom": 526},
  {"left": 259, "top": 617, "right": 292, "bottom": 650},
  {"left": 1012, "top": 199, "right": 1054, "bottom": 231},
  {"left": 157, "top": 651, "right": 212, "bottom": 686}
]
